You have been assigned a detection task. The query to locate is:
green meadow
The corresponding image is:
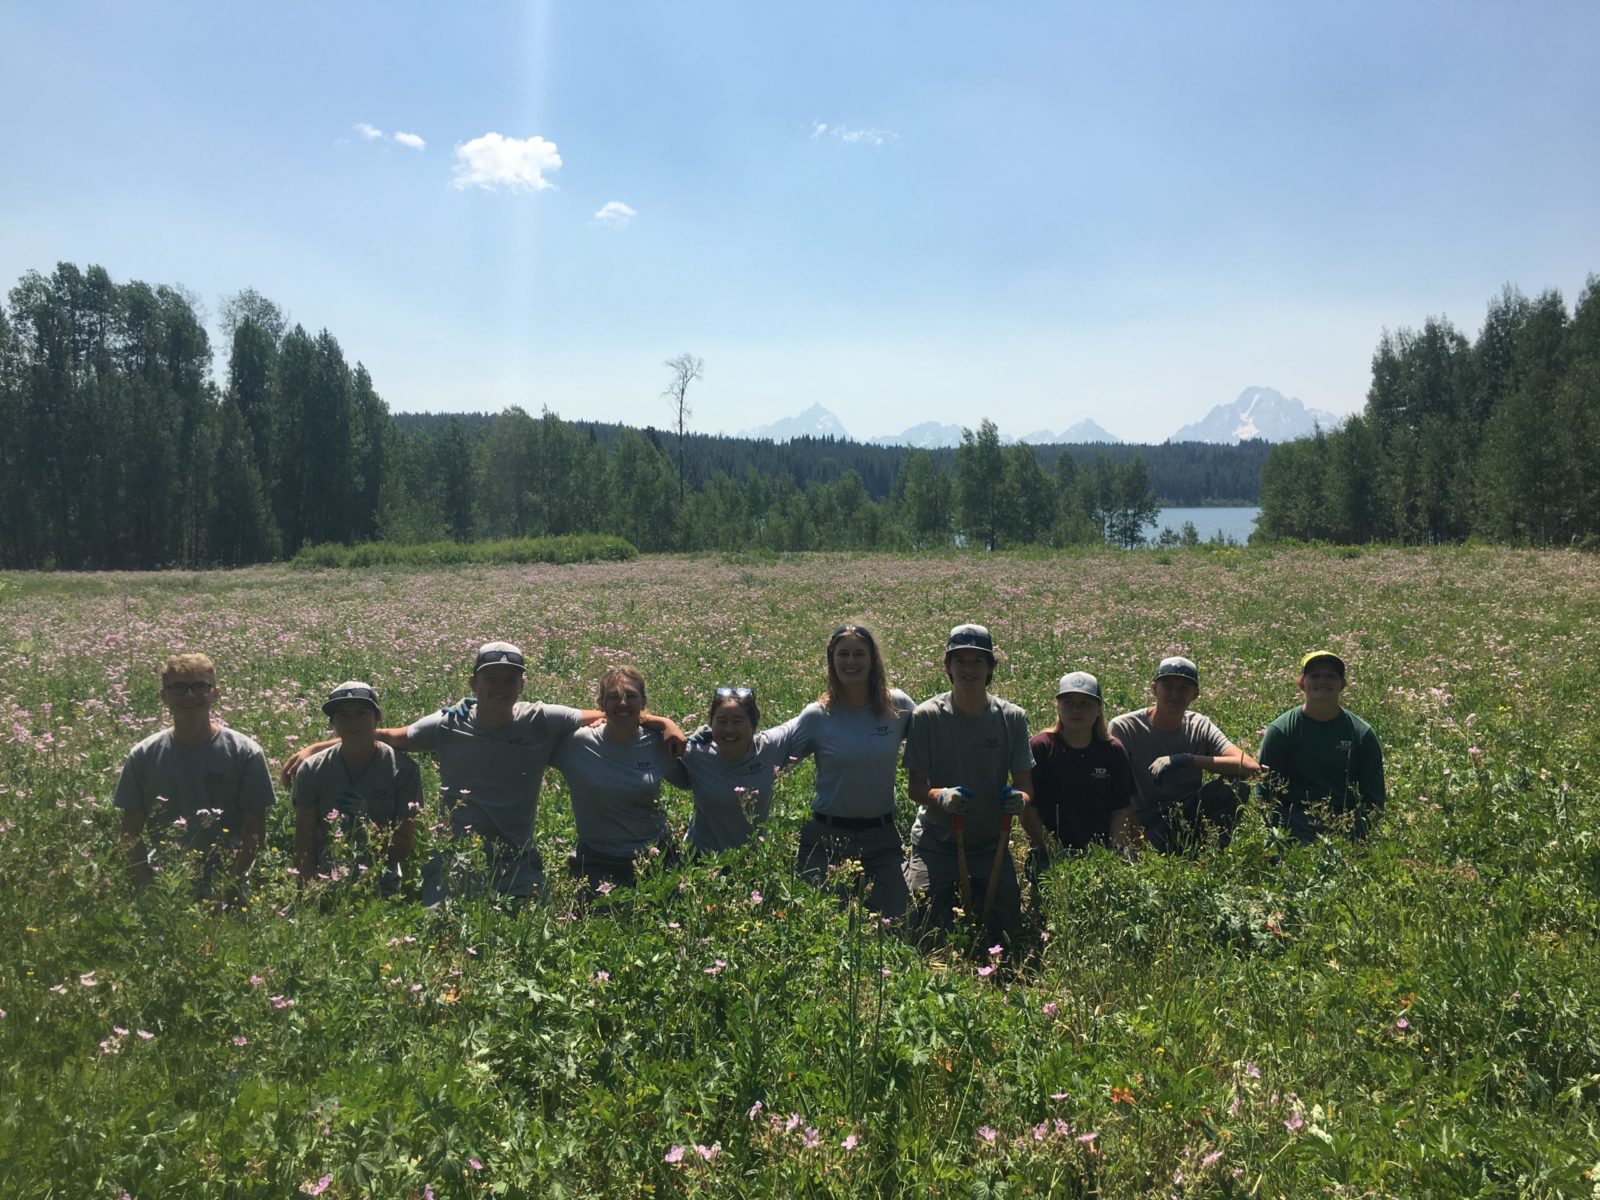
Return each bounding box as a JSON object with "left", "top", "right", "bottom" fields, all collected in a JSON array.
[{"left": 1, "top": 547, "right": 1597, "bottom": 1198}]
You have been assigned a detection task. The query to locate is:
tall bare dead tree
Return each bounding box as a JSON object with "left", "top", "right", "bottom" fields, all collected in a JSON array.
[{"left": 662, "top": 353, "right": 703, "bottom": 502}]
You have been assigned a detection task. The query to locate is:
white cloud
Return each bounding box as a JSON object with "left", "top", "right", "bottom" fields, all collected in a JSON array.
[
  {"left": 354, "top": 122, "right": 384, "bottom": 140},
  {"left": 393, "top": 131, "right": 425, "bottom": 150},
  {"left": 810, "top": 120, "right": 896, "bottom": 146},
  {"left": 592, "top": 200, "right": 637, "bottom": 227},
  {"left": 837, "top": 126, "right": 895, "bottom": 146},
  {"left": 451, "top": 132, "right": 562, "bottom": 191}
]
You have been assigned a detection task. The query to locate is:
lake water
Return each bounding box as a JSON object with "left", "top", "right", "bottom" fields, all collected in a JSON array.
[{"left": 1147, "top": 506, "right": 1260, "bottom": 545}]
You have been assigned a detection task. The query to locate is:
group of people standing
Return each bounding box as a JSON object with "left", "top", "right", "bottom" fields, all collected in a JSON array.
[{"left": 115, "top": 627, "right": 1386, "bottom": 944}]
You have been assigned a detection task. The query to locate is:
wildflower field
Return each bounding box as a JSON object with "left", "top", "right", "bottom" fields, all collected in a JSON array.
[{"left": 2, "top": 546, "right": 1598, "bottom": 1199}]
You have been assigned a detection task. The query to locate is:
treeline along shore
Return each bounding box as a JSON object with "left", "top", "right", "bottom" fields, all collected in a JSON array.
[
  {"left": 0, "top": 263, "right": 1262, "bottom": 570},
  {"left": 3, "top": 264, "right": 1594, "bottom": 570}
]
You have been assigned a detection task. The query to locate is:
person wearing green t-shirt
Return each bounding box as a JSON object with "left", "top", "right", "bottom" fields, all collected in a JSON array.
[{"left": 1256, "top": 650, "right": 1385, "bottom": 843}]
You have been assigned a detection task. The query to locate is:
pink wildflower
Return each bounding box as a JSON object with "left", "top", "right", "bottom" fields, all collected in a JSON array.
[
  {"left": 1202, "top": 1149, "right": 1223, "bottom": 1168},
  {"left": 249, "top": 975, "right": 265, "bottom": 987},
  {"left": 842, "top": 1133, "right": 859, "bottom": 1150},
  {"left": 663, "top": 1145, "right": 685, "bottom": 1164},
  {"left": 747, "top": 1101, "right": 763, "bottom": 1120},
  {"left": 1041, "top": 1001, "right": 1059, "bottom": 1018},
  {"left": 301, "top": 1174, "right": 332, "bottom": 1196},
  {"left": 468, "top": 1158, "right": 483, "bottom": 1171},
  {"left": 233, "top": 1036, "right": 248, "bottom": 1046},
  {"left": 693, "top": 1142, "right": 720, "bottom": 1161},
  {"left": 977, "top": 1126, "right": 997, "bottom": 1144},
  {"left": 1285, "top": 1114, "right": 1304, "bottom": 1132}
]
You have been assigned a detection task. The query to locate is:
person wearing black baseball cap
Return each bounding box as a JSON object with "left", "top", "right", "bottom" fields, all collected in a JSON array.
[
  {"left": 904, "top": 623, "right": 1034, "bottom": 944},
  {"left": 292, "top": 681, "right": 421, "bottom": 894},
  {"left": 1108, "top": 655, "right": 1260, "bottom": 852},
  {"left": 282, "top": 641, "right": 684, "bottom": 903},
  {"left": 1256, "top": 651, "right": 1385, "bottom": 843}
]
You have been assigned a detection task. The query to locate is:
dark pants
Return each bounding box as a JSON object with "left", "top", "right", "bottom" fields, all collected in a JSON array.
[
  {"left": 1151, "top": 778, "right": 1246, "bottom": 853},
  {"left": 568, "top": 840, "right": 680, "bottom": 902}
]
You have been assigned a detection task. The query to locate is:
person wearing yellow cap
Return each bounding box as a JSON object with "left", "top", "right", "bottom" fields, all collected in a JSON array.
[{"left": 1256, "top": 651, "right": 1385, "bottom": 843}]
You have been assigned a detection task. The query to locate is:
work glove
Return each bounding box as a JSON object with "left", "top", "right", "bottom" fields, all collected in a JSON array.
[
  {"left": 1149, "top": 752, "right": 1193, "bottom": 782},
  {"left": 442, "top": 696, "right": 476, "bottom": 720},
  {"left": 935, "top": 786, "right": 971, "bottom": 814},
  {"left": 998, "top": 786, "right": 1026, "bottom": 816}
]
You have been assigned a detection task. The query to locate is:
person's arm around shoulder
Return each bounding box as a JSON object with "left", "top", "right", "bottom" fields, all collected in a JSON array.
[
  {"left": 281, "top": 725, "right": 412, "bottom": 786},
  {"left": 639, "top": 709, "right": 686, "bottom": 756}
]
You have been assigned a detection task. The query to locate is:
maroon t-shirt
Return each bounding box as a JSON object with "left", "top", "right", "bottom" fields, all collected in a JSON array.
[{"left": 1029, "top": 731, "right": 1134, "bottom": 850}]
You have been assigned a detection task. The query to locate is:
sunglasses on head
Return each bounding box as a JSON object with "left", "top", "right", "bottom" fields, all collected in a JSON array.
[{"left": 715, "top": 686, "right": 754, "bottom": 699}]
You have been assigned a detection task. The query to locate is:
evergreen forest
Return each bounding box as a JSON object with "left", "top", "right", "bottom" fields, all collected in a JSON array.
[{"left": 0, "top": 263, "right": 1264, "bottom": 569}]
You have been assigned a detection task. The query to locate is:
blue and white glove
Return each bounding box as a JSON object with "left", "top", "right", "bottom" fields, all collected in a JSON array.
[
  {"left": 442, "top": 696, "right": 476, "bottom": 720},
  {"left": 1149, "top": 752, "right": 1193, "bottom": 782},
  {"left": 997, "top": 786, "right": 1026, "bottom": 816},
  {"left": 936, "top": 786, "right": 971, "bottom": 815}
]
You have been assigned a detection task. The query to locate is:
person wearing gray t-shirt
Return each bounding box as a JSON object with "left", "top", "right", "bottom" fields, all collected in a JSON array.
[
  {"left": 904, "top": 625, "right": 1033, "bottom": 946},
  {"left": 115, "top": 652, "right": 275, "bottom": 899},
  {"left": 550, "top": 666, "right": 679, "bottom": 897},
  {"left": 788, "top": 624, "right": 916, "bottom": 918},
  {"left": 1108, "top": 656, "right": 1258, "bottom": 852},
  {"left": 292, "top": 681, "right": 422, "bottom": 894},
  {"left": 665, "top": 687, "right": 805, "bottom": 855},
  {"left": 279, "top": 641, "right": 686, "bottom": 904}
]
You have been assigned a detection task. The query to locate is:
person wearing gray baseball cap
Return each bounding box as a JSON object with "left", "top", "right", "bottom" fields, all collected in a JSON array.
[
  {"left": 903, "top": 623, "right": 1034, "bottom": 945},
  {"left": 282, "top": 640, "right": 685, "bottom": 903},
  {"left": 1020, "top": 671, "right": 1136, "bottom": 872},
  {"left": 292, "top": 680, "right": 421, "bottom": 894},
  {"left": 1108, "top": 656, "right": 1259, "bottom": 853}
]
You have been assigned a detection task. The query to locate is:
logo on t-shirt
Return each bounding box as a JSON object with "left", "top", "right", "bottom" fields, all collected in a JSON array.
[
  {"left": 1337, "top": 740, "right": 1353, "bottom": 752},
  {"left": 983, "top": 737, "right": 1000, "bottom": 750},
  {"left": 873, "top": 724, "right": 891, "bottom": 737},
  {"left": 1090, "top": 768, "right": 1110, "bottom": 780}
]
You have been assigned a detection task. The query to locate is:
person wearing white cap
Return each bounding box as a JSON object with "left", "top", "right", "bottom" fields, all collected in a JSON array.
[
  {"left": 1257, "top": 651, "right": 1385, "bottom": 843},
  {"left": 281, "top": 640, "right": 684, "bottom": 903},
  {"left": 904, "top": 623, "right": 1033, "bottom": 944},
  {"left": 1108, "top": 656, "right": 1259, "bottom": 853},
  {"left": 291, "top": 681, "right": 421, "bottom": 894},
  {"left": 1020, "top": 671, "right": 1136, "bottom": 871}
]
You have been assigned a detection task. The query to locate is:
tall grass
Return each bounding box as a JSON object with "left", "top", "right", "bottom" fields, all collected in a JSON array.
[{"left": 1, "top": 546, "right": 1597, "bottom": 1197}]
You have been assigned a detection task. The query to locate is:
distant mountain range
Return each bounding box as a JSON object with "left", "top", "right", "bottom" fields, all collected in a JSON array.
[
  {"left": 1168, "top": 387, "right": 1338, "bottom": 443},
  {"left": 739, "top": 387, "right": 1338, "bottom": 446}
]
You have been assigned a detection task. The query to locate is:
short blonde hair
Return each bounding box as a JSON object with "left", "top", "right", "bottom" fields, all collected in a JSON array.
[{"left": 161, "top": 652, "right": 216, "bottom": 681}]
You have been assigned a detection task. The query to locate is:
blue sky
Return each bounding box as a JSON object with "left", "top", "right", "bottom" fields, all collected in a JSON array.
[{"left": 3, "top": 2, "right": 1597, "bottom": 442}]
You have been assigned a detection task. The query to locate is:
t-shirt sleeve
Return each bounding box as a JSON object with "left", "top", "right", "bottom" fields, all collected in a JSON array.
[
  {"left": 1008, "top": 708, "right": 1034, "bottom": 777},
  {"left": 1254, "top": 715, "right": 1291, "bottom": 803},
  {"left": 238, "top": 741, "right": 277, "bottom": 810},
  {"left": 111, "top": 749, "right": 145, "bottom": 811},
  {"left": 664, "top": 754, "right": 692, "bottom": 790},
  {"left": 903, "top": 707, "right": 934, "bottom": 774},
  {"left": 892, "top": 691, "right": 915, "bottom": 739},
  {"left": 782, "top": 704, "right": 823, "bottom": 763},
  {"left": 406, "top": 711, "right": 446, "bottom": 751},
  {"left": 1357, "top": 726, "right": 1386, "bottom": 812},
  {"left": 1108, "top": 739, "right": 1134, "bottom": 811},
  {"left": 1026, "top": 734, "right": 1057, "bottom": 825},
  {"left": 291, "top": 754, "right": 318, "bottom": 808},
  {"left": 1192, "top": 714, "right": 1235, "bottom": 757},
  {"left": 542, "top": 704, "right": 586, "bottom": 744},
  {"left": 759, "top": 713, "right": 807, "bottom": 764}
]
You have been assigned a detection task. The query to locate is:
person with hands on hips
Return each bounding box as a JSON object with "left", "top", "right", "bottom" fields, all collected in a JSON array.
[{"left": 904, "top": 623, "right": 1033, "bottom": 946}]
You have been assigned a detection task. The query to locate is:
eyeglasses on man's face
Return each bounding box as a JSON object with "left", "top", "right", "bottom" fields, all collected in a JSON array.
[{"left": 163, "top": 679, "right": 215, "bottom": 696}]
